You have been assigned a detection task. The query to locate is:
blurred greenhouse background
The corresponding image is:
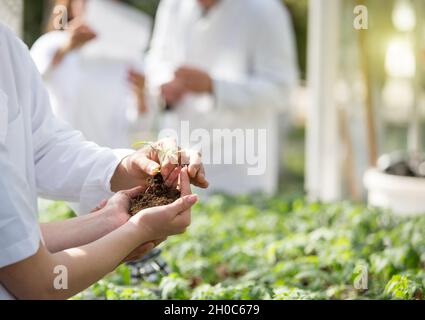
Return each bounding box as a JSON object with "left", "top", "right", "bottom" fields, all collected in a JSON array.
[
  {"left": 1, "top": 0, "right": 422, "bottom": 209},
  {"left": 8, "top": 0, "right": 309, "bottom": 215},
  {"left": 19, "top": 0, "right": 309, "bottom": 197},
  {"left": 2, "top": 0, "right": 425, "bottom": 300}
]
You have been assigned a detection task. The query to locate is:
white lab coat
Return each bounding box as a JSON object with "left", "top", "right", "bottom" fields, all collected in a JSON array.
[
  {"left": 0, "top": 24, "right": 131, "bottom": 299},
  {"left": 30, "top": 31, "right": 145, "bottom": 149},
  {"left": 145, "top": 0, "right": 298, "bottom": 195}
]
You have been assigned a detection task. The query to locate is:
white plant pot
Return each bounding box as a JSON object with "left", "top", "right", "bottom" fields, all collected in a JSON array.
[{"left": 364, "top": 168, "right": 425, "bottom": 216}]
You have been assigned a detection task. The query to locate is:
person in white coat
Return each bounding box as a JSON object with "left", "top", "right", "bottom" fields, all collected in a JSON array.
[
  {"left": 145, "top": 0, "right": 299, "bottom": 195},
  {"left": 30, "top": 0, "right": 150, "bottom": 148},
  {"left": 0, "top": 23, "right": 208, "bottom": 299}
]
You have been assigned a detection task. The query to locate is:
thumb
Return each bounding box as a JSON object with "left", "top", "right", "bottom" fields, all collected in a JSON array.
[
  {"left": 165, "top": 194, "right": 198, "bottom": 218},
  {"left": 133, "top": 156, "right": 161, "bottom": 176}
]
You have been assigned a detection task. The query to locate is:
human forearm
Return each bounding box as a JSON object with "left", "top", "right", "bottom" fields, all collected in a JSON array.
[
  {"left": 0, "top": 222, "right": 145, "bottom": 300},
  {"left": 1, "top": 170, "right": 196, "bottom": 300},
  {"left": 40, "top": 211, "right": 120, "bottom": 253},
  {"left": 50, "top": 222, "right": 141, "bottom": 299}
]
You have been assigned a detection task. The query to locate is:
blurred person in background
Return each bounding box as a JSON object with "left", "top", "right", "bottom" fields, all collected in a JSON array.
[
  {"left": 30, "top": 0, "right": 149, "bottom": 148},
  {"left": 145, "top": 0, "right": 299, "bottom": 195}
]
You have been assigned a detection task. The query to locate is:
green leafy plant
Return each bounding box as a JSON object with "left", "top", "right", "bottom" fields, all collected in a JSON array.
[
  {"left": 41, "top": 195, "right": 425, "bottom": 300},
  {"left": 385, "top": 275, "right": 423, "bottom": 300}
]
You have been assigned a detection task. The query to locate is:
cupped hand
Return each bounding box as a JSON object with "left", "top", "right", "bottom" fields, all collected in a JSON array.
[
  {"left": 91, "top": 187, "right": 167, "bottom": 263},
  {"left": 129, "top": 167, "right": 198, "bottom": 241},
  {"left": 93, "top": 186, "right": 145, "bottom": 229}
]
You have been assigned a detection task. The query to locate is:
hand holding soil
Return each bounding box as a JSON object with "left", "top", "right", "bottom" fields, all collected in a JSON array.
[
  {"left": 93, "top": 167, "right": 197, "bottom": 262},
  {"left": 110, "top": 137, "right": 209, "bottom": 193},
  {"left": 89, "top": 187, "right": 165, "bottom": 262},
  {"left": 128, "top": 140, "right": 204, "bottom": 214},
  {"left": 129, "top": 173, "right": 181, "bottom": 215},
  {"left": 129, "top": 167, "right": 198, "bottom": 240}
]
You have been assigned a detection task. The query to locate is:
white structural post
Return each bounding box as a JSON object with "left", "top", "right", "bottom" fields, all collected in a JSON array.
[
  {"left": 305, "top": 0, "right": 342, "bottom": 201},
  {"left": 0, "top": 0, "right": 23, "bottom": 37}
]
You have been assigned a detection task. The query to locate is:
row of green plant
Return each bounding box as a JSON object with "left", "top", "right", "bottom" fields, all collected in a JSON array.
[{"left": 44, "top": 194, "right": 424, "bottom": 300}]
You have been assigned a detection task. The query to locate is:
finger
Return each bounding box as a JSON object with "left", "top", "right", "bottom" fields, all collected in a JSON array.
[
  {"left": 179, "top": 167, "right": 192, "bottom": 197},
  {"left": 171, "top": 175, "right": 180, "bottom": 189},
  {"left": 154, "top": 138, "right": 179, "bottom": 178},
  {"left": 164, "top": 194, "right": 198, "bottom": 219},
  {"left": 189, "top": 150, "right": 208, "bottom": 187},
  {"left": 192, "top": 164, "right": 209, "bottom": 188},
  {"left": 165, "top": 166, "right": 182, "bottom": 187},
  {"left": 172, "top": 199, "right": 192, "bottom": 230},
  {"left": 179, "top": 148, "right": 190, "bottom": 167},
  {"left": 121, "top": 186, "right": 145, "bottom": 199},
  {"left": 114, "top": 187, "right": 143, "bottom": 211},
  {"left": 181, "top": 150, "right": 209, "bottom": 188},
  {"left": 131, "top": 152, "right": 161, "bottom": 176},
  {"left": 179, "top": 149, "right": 200, "bottom": 175},
  {"left": 188, "top": 150, "right": 201, "bottom": 178},
  {"left": 161, "top": 162, "right": 175, "bottom": 181}
]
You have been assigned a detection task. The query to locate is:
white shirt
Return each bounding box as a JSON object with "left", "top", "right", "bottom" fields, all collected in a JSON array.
[
  {"left": 30, "top": 31, "right": 145, "bottom": 149},
  {"left": 0, "top": 24, "right": 131, "bottom": 299},
  {"left": 145, "top": 0, "right": 298, "bottom": 195}
]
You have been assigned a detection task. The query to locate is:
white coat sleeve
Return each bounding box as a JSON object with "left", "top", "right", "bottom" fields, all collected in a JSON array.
[
  {"left": 214, "top": 0, "right": 299, "bottom": 112},
  {"left": 24, "top": 37, "right": 133, "bottom": 213},
  {"left": 0, "top": 143, "right": 40, "bottom": 268}
]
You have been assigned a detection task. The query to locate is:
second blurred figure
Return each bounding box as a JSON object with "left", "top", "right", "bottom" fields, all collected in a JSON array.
[{"left": 145, "top": 0, "right": 299, "bottom": 195}]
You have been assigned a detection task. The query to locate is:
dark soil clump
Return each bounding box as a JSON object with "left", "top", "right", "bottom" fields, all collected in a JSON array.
[{"left": 129, "top": 174, "right": 181, "bottom": 215}]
